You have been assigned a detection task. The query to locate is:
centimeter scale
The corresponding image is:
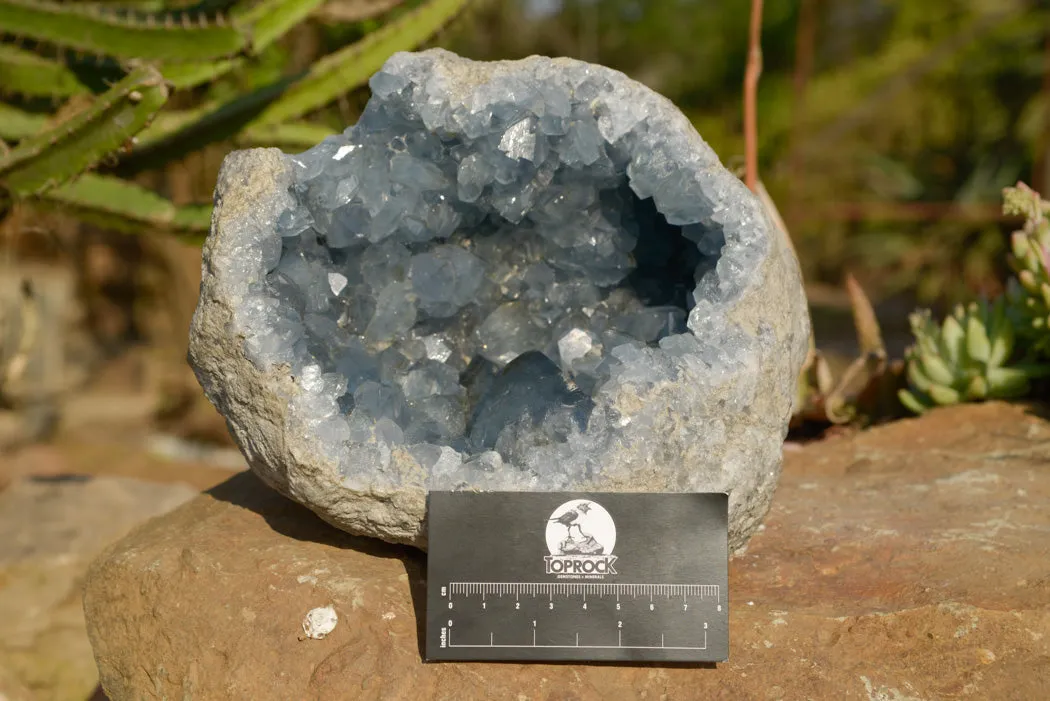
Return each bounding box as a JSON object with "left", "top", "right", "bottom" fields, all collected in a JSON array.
[{"left": 425, "top": 491, "right": 729, "bottom": 663}]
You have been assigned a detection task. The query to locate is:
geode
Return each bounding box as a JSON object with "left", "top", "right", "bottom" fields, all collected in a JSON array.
[{"left": 188, "top": 49, "right": 810, "bottom": 553}]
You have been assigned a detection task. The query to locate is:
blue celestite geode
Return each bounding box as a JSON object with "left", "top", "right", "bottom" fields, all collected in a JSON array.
[{"left": 188, "top": 49, "right": 810, "bottom": 552}]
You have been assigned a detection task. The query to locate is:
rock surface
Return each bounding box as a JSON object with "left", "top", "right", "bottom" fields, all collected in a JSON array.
[
  {"left": 189, "top": 49, "right": 809, "bottom": 553},
  {"left": 0, "top": 475, "right": 196, "bottom": 701},
  {"left": 84, "top": 402, "right": 1050, "bottom": 700}
]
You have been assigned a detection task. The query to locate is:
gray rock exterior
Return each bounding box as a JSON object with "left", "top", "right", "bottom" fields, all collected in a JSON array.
[{"left": 188, "top": 49, "right": 810, "bottom": 552}]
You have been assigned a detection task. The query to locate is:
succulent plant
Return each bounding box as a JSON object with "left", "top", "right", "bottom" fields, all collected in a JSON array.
[
  {"left": 1002, "top": 182, "right": 1050, "bottom": 358},
  {"left": 898, "top": 296, "right": 1050, "bottom": 414}
]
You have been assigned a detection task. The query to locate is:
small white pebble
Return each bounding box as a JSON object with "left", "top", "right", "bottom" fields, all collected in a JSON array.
[
  {"left": 748, "top": 601, "right": 755, "bottom": 606},
  {"left": 301, "top": 605, "right": 338, "bottom": 640},
  {"left": 382, "top": 611, "right": 396, "bottom": 621}
]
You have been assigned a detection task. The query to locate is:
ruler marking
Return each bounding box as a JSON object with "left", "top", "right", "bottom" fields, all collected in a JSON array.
[{"left": 448, "top": 644, "right": 710, "bottom": 650}]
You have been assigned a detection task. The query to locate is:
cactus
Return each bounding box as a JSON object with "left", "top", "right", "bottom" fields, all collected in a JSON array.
[
  {"left": 250, "top": 0, "right": 476, "bottom": 126},
  {"left": 0, "top": 0, "right": 246, "bottom": 62},
  {"left": 1, "top": 0, "right": 477, "bottom": 235},
  {"left": 39, "top": 172, "right": 212, "bottom": 235},
  {"left": 1002, "top": 182, "right": 1050, "bottom": 358},
  {"left": 0, "top": 64, "right": 168, "bottom": 196},
  {"left": 897, "top": 297, "right": 1050, "bottom": 414},
  {"left": 0, "top": 44, "right": 89, "bottom": 98},
  {"left": 230, "top": 0, "right": 326, "bottom": 53},
  {"left": 0, "top": 103, "right": 48, "bottom": 140}
]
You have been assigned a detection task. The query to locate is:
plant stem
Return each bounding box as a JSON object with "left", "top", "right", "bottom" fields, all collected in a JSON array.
[{"left": 744, "top": 0, "right": 764, "bottom": 193}]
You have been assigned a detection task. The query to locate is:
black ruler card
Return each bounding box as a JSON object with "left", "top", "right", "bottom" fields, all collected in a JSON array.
[{"left": 425, "top": 492, "right": 728, "bottom": 663}]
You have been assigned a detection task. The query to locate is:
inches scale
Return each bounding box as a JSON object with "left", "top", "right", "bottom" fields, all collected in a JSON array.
[{"left": 425, "top": 492, "right": 729, "bottom": 663}]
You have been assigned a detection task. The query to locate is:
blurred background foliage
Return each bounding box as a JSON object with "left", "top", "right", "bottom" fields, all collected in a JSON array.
[
  {"left": 452, "top": 0, "right": 1048, "bottom": 307},
  {"left": 0, "top": 0, "right": 1046, "bottom": 451}
]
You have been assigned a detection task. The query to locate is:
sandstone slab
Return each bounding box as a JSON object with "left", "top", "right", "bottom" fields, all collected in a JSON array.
[
  {"left": 84, "top": 402, "right": 1050, "bottom": 700},
  {"left": 0, "top": 476, "right": 196, "bottom": 701}
]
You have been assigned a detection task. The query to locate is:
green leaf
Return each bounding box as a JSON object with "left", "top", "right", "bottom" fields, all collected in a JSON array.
[
  {"left": 906, "top": 358, "right": 935, "bottom": 392},
  {"left": 938, "top": 315, "right": 966, "bottom": 366},
  {"left": 917, "top": 350, "right": 956, "bottom": 386},
  {"left": 985, "top": 367, "right": 1032, "bottom": 398},
  {"left": 927, "top": 383, "right": 961, "bottom": 406},
  {"left": 986, "top": 310, "right": 1014, "bottom": 368},
  {"left": 965, "top": 313, "right": 992, "bottom": 364},
  {"left": 898, "top": 389, "right": 931, "bottom": 415}
]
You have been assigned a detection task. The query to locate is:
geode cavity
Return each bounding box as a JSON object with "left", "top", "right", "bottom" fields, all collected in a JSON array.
[{"left": 189, "top": 49, "right": 810, "bottom": 552}]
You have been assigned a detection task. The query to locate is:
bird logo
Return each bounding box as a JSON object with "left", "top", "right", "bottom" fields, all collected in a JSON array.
[{"left": 545, "top": 500, "right": 615, "bottom": 557}]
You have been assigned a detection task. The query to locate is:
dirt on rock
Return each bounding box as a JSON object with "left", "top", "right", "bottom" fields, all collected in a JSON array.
[{"left": 80, "top": 401, "right": 1050, "bottom": 700}]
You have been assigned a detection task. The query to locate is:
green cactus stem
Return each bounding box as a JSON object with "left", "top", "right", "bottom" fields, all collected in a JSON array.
[
  {"left": 0, "top": 0, "right": 247, "bottom": 62},
  {"left": 231, "top": 0, "right": 326, "bottom": 54},
  {"left": 118, "top": 76, "right": 295, "bottom": 172},
  {"left": 250, "top": 0, "right": 476, "bottom": 127},
  {"left": 0, "top": 103, "right": 48, "bottom": 140},
  {"left": 238, "top": 120, "right": 337, "bottom": 149},
  {"left": 0, "top": 64, "right": 168, "bottom": 196},
  {"left": 35, "top": 172, "right": 210, "bottom": 235},
  {"left": 158, "top": 57, "right": 245, "bottom": 89},
  {"left": 0, "top": 44, "right": 89, "bottom": 98}
]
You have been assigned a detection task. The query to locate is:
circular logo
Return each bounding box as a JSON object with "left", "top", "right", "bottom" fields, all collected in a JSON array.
[{"left": 545, "top": 499, "right": 616, "bottom": 556}]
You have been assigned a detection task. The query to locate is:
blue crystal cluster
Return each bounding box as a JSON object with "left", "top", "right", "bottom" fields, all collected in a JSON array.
[{"left": 234, "top": 51, "right": 768, "bottom": 488}]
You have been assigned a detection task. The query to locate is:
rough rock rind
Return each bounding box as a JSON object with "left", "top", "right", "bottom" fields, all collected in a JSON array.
[{"left": 188, "top": 49, "right": 810, "bottom": 551}]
